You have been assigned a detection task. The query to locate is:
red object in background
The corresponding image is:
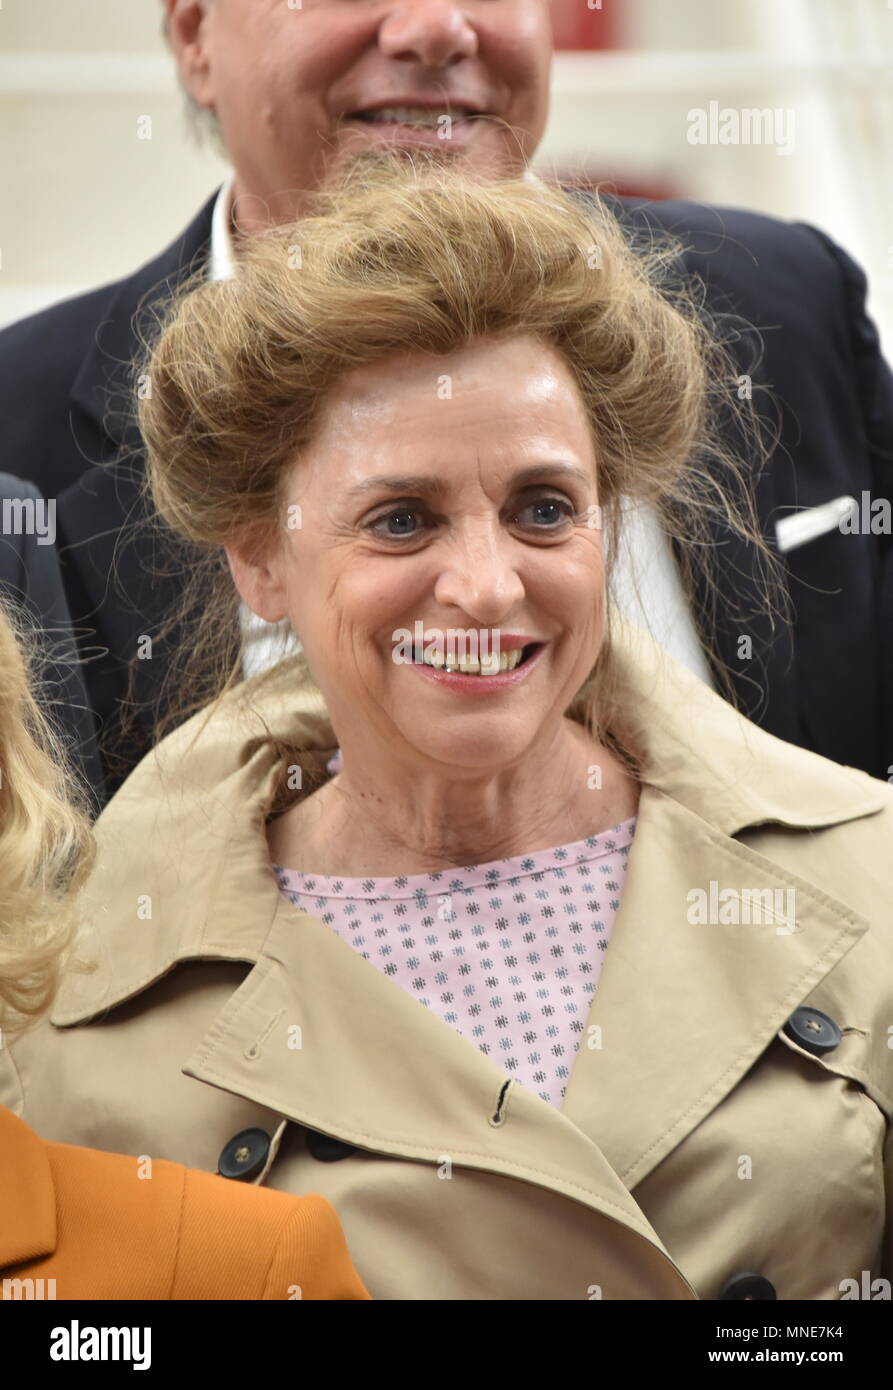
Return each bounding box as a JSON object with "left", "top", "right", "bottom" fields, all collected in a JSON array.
[
  {"left": 549, "top": 0, "right": 615, "bottom": 50},
  {"left": 552, "top": 171, "right": 679, "bottom": 203},
  {"left": 546, "top": 2, "right": 679, "bottom": 204}
]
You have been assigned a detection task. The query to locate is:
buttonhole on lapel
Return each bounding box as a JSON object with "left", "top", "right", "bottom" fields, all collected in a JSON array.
[
  {"left": 489, "top": 1079, "right": 513, "bottom": 1127},
  {"left": 244, "top": 1009, "right": 284, "bottom": 1061}
]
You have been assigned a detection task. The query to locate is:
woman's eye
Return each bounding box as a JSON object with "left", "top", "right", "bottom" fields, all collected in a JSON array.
[
  {"left": 515, "top": 497, "right": 575, "bottom": 529},
  {"left": 368, "top": 508, "right": 425, "bottom": 539},
  {"left": 366, "top": 496, "right": 576, "bottom": 542}
]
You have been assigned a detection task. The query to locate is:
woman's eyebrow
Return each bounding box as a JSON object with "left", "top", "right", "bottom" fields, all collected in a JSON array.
[{"left": 345, "top": 462, "right": 591, "bottom": 499}]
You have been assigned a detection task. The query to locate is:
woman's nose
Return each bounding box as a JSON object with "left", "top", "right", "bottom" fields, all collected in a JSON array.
[
  {"left": 377, "top": 0, "right": 479, "bottom": 67},
  {"left": 432, "top": 537, "right": 526, "bottom": 620}
]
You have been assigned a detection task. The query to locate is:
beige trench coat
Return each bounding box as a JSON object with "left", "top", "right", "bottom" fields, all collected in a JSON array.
[{"left": 3, "top": 620, "right": 892, "bottom": 1300}]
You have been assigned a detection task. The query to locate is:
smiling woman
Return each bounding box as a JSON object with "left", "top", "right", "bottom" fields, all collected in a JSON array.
[
  {"left": 7, "top": 157, "right": 893, "bottom": 1303},
  {"left": 136, "top": 155, "right": 769, "bottom": 787}
]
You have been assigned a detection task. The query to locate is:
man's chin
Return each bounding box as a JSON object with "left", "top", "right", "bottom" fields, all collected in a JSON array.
[{"left": 324, "top": 131, "right": 523, "bottom": 185}]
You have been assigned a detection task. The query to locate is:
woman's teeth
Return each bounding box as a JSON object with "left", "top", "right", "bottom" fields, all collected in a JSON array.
[{"left": 418, "top": 647, "right": 526, "bottom": 675}]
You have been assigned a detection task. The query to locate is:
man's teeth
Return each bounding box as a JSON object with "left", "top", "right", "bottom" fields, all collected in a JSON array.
[
  {"left": 419, "top": 648, "right": 526, "bottom": 675},
  {"left": 356, "top": 106, "right": 464, "bottom": 128}
]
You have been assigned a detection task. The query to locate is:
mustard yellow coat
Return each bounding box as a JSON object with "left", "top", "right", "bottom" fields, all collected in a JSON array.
[
  {"left": 3, "top": 618, "right": 892, "bottom": 1299},
  {"left": 0, "top": 1106, "right": 371, "bottom": 1300}
]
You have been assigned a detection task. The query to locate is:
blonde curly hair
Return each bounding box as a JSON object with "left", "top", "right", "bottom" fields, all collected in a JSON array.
[{"left": 0, "top": 599, "right": 95, "bottom": 1034}]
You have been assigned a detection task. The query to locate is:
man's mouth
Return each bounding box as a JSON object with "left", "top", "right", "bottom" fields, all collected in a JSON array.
[{"left": 348, "top": 104, "right": 484, "bottom": 131}]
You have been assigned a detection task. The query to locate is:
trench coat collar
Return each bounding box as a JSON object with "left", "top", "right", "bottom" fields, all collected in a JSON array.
[
  {"left": 0, "top": 1106, "right": 56, "bottom": 1269},
  {"left": 51, "top": 618, "right": 888, "bottom": 1206},
  {"left": 51, "top": 612, "right": 886, "bottom": 1023}
]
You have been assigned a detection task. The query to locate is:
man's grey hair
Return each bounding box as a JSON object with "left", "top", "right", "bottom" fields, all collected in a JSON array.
[{"left": 161, "top": 0, "right": 227, "bottom": 157}]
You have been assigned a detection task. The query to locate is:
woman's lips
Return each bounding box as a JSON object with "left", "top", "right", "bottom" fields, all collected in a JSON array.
[{"left": 408, "top": 642, "right": 547, "bottom": 694}]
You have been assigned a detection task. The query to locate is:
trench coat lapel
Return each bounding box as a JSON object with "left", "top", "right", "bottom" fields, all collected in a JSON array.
[
  {"left": 179, "top": 769, "right": 875, "bottom": 1228},
  {"left": 560, "top": 784, "right": 871, "bottom": 1188},
  {"left": 182, "top": 884, "right": 696, "bottom": 1289}
]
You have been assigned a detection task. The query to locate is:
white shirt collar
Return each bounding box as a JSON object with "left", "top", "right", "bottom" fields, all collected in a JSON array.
[
  {"left": 208, "top": 175, "right": 237, "bottom": 283},
  {"left": 209, "top": 168, "right": 542, "bottom": 284}
]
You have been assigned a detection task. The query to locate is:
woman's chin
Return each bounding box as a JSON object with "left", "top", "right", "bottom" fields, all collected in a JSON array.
[{"left": 401, "top": 730, "right": 536, "bottom": 773}]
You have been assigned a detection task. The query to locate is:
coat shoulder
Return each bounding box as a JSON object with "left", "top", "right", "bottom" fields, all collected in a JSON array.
[
  {"left": 614, "top": 192, "right": 837, "bottom": 271},
  {"left": 0, "top": 1121, "right": 369, "bottom": 1299},
  {"left": 0, "top": 280, "right": 118, "bottom": 373},
  {"left": 65, "top": 653, "right": 333, "bottom": 968},
  {"left": 100, "top": 652, "right": 330, "bottom": 823},
  {"left": 174, "top": 1167, "right": 370, "bottom": 1299},
  {"left": 0, "top": 283, "right": 119, "bottom": 480},
  {"left": 743, "top": 782, "right": 893, "bottom": 1115},
  {"left": 608, "top": 193, "right": 853, "bottom": 332},
  {"left": 815, "top": 786, "right": 893, "bottom": 912},
  {"left": 0, "top": 192, "right": 218, "bottom": 494}
]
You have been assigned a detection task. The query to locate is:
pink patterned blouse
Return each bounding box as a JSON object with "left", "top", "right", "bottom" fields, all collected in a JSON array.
[{"left": 274, "top": 817, "right": 636, "bottom": 1108}]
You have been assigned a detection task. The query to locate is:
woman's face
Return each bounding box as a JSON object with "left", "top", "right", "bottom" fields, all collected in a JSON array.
[{"left": 228, "top": 334, "right": 607, "bottom": 773}]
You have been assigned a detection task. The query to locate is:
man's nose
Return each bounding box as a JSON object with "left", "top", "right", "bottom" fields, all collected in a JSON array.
[{"left": 378, "top": 0, "right": 479, "bottom": 67}]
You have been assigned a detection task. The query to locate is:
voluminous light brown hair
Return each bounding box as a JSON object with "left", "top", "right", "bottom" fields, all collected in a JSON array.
[{"left": 131, "top": 154, "right": 781, "bottom": 769}]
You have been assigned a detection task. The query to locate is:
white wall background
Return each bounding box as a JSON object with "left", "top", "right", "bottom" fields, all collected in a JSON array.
[{"left": 2, "top": 0, "right": 892, "bottom": 347}]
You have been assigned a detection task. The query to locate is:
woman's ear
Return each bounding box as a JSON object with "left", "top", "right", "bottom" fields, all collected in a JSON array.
[{"left": 225, "top": 543, "right": 289, "bottom": 624}]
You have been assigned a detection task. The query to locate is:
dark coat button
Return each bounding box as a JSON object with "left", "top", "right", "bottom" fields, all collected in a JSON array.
[
  {"left": 305, "top": 1129, "right": 356, "bottom": 1162},
  {"left": 719, "top": 1273, "right": 777, "bottom": 1301},
  {"left": 218, "top": 1128, "right": 271, "bottom": 1181},
  {"left": 783, "top": 1006, "right": 841, "bottom": 1056}
]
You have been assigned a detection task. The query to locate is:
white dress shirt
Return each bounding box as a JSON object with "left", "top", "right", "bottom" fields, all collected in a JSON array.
[{"left": 207, "top": 176, "right": 715, "bottom": 687}]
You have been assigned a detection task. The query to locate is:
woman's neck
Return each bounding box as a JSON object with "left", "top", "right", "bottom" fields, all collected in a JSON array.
[{"left": 267, "top": 717, "right": 640, "bottom": 878}]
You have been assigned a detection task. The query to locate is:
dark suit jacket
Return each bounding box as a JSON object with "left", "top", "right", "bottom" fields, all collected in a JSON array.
[
  {"left": 0, "top": 473, "right": 103, "bottom": 805},
  {"left": 1, "top": 188, "right": 891, "bottom": 806}
]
